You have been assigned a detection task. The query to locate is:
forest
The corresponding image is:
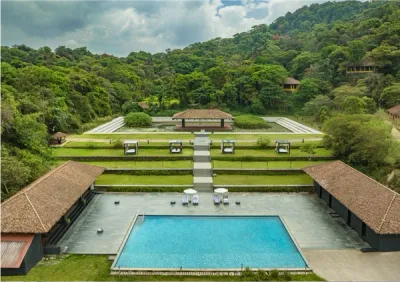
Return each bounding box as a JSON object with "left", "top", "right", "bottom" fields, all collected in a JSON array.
[{"left": 1, "top": 0, "right": 400, "bottom": 196}]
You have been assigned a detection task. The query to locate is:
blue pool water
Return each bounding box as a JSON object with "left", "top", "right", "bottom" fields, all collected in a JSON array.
[{"left": 114, "top": 216, "right": 307, "bottom": 269}]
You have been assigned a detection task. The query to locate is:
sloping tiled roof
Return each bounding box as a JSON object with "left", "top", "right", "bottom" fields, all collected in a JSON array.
[
  {"left": 387, "top": 104, "right": 400, "bottom": 116},
  {"left": 172, "top": 109, "right": 234, "bottom": 119},
  {"left": 138, "top": 102, "right": 149, "bottom": 109},
  {"left": 1, "top": 161, "right": 104, "bottom": 234},
  {"left": 347, "top": 59, "right": 375, "bottom": 67},
  {"left": 52, "top": 132, "right": 67, "bottom": 138},
  {"left": 1, "top": 234, "right": 34, "bottom": 268},
  {"left": 284, "top": 77, "right": 300, "bottom": 85},
  {"left": 303, "top": 161, "right": 400, "bottom": 235}
]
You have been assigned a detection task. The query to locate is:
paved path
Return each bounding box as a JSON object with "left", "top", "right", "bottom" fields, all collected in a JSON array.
[
  {"left": 85, "top": 116, "right": 323, "bottom": 134},
  {"left": 304, "top": 249, "right": 400, "bottom": 281}
]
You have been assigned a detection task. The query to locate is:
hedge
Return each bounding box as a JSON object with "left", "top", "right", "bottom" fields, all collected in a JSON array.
[
  {"left": 124, "top": 112, "right": 152, "bottom": 127},
  {"left": 95, "top": 186, "right": 186, "bottom": 192},
  {"left": 212, "top": 156, "right": 335, "bottom": 161},
  {"left": 213, "top": 169, "right": 304, "bottom": 175},
  {"left": 234, "top": 115, "right": 271, "bottom": 129},
  {"left": 56, "top": 156, "right": 193, "bottom": 161},
  {"left": 95, "top": 185, "right": 313, "bottom": 193},
  {"left": 64, "top": 145, "right": 194, "bottom": 149},
  {"left": 103, "top": 169, "right": 192, "bottom": 175},
  {"left": 209, "top": 145, "right": 324, "bottom": 150}
]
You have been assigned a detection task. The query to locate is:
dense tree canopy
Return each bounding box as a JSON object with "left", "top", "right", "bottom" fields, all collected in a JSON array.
[{"left": 2, "top": 0, "right": 400, "bottom": 197}]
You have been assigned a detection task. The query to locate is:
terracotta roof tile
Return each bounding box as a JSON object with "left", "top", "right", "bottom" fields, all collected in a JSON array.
[
  {"left": 387, "top": 104, "right": 400, "bottom": 116},
  {"left": 284, "top": 77, "right": 300, "bottom": 85},
  {"left": 52, "top": 132, "right": 67, "bottom": 138},
  {"left": 1, "top": 161, "right": 104, "bottom": 234},
  {"left": 1, "top": 234, "right": 34, "bottom": 268},
  {"left": 172, "top": 109, "right": 233, "bottom": 119},
  {"left": 303, "top": 161, "right": 400, "bottom": 234}
]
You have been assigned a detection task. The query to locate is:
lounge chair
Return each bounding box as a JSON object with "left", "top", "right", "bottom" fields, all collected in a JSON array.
[
  {"left": 182, "top": 194, "right": 189, "bottom": 205},
  {"left": 223, "top": 196, "right": 229, "bottom": 205},
  {"left": 214, "top": 195, "right": 221, "bottom": 205},
  {"left": 193, "top": 195, "right": 199, "bottom": 205}
]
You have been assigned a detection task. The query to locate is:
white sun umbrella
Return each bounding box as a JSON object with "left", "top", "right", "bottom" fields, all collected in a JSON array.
[
  {"left": 214, "top": 188, "right": 228, "bottom": 194},
  {"left": 184, "top": 188, "right": 198, "bottom": 194}
]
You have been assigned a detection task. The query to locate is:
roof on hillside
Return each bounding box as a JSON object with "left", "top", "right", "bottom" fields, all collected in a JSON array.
[
  {"left": 347, "top": 59, "right": 375, "bottom": 67},
  {"left": 52, "top": 132, "right": 67, "bottom": 138},
  {"left": 387, "top": 104, "right": 400, "bottom": 116},
  {"left": 284, "top": 77, "right": 300, "bottom": 85},
  {"left": 138, "top": 102, "right": 149, "bottom": 109},
  {"left": 1, "top": 234, "right": 34, "bottom": 268},
  {"left": 303, "top": 161, "right": 400, "bottom": 235},
  {"left": 172, "top": 109, "right": 234, "bottom": 120},
  {"left": 1, "top": 161, "right": 104, "bottom": 234}
]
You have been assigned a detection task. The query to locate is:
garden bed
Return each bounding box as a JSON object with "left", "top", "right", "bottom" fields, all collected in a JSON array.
[
  {"left": 212, "top": 160, "right": 328, "bottom": 169},
  {"left": 95, "top": 174, "right": 193, "bottom": 185},
  {"left": 213, "top": 175, "right": 313, "bottom": 185}
]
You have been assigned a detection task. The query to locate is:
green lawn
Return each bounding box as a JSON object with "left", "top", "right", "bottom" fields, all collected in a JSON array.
[
  {"left": 210, "top": 148, "right": 332, "bottom": 157},
  {"left": 70, "top": 133, "right": 323, "bottom": 141},
  {"left": 96, "top": 174, "right": 193, "bottom": 185},
  {"left": 213, "top": 160, "right": 328, "bottom": 169},
  {"left": 3, "top": 255, "right": 323, "bottom": 281},
  {"left": 70, "top": 133, "right": 195, "bottom": 140},
  {"left": 64, "top": 141, "right": 193, "bottom": 147},
  {"left": 57, "top": 160, "right": 192, "bottom": 169},
  {"left": 213, "top": 174, "right": 313, "bottom": 185},
  {"left": 53, "top": 148, "right": 193, "bottom": 157}
]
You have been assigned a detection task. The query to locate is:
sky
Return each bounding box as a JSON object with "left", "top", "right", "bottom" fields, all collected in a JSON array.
[{"left": 2, "top": 0, "right": 349, "bottom": 56}]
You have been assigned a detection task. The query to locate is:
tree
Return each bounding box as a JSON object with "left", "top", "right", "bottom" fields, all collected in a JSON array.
[
  {"left": 303, "top": 95, "right": 333, "bottom": 120},
  {"left": 300, "top": 143, "right": 317, "bottom": 160},
  {"left": 323, "top": 114, "right": 394, "bottom": 167},
  {"left": 348, "top": 40, "right": 367, "bottom": 62},
  {"left": 342, "top": 96, "right": 366, "bottom": 114},
  {"left": 380, "top": 84, "right": 400, "bottom": 108},
  {"left": 1, "top": 155, "right": 31, "bottom": 197}
]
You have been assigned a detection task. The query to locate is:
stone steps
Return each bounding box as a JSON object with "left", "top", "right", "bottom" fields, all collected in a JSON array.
[
  {"left": 85, "top": 117, "right": 125, "bottom": 134},
  {"left": 193, "top": 132, "right": 213, "bottom": 192}
]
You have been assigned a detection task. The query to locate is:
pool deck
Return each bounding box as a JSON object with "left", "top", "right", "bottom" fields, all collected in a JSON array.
[
  {"left": 59, "top": 192, "right": 368, "bottom": 254},
  {"left": 58, "top": 192, "right": 400, "bottom": 280}
]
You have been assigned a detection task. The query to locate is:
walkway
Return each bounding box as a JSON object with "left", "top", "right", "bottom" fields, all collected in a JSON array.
[
  {"left": 193, "top": 131, "right": 213, "bottom": 191},
  {"left": 85, "top": 116, "right": 322, "bottom": 134}
]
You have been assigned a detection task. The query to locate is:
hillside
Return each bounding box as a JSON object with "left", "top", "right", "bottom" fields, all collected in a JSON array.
[{"left": 1, "top": 0, "right": 400, "bottom": 196}]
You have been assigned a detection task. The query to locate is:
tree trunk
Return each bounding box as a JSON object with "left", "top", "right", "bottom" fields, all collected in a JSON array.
[{"left": 3, "top": 183, "right": 10, "bottom": 195}]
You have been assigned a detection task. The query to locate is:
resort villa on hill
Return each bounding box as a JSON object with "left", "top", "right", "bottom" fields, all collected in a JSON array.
[
  {"left": 172, "top": 109, "right": 234, "bottom": 131},
  {"left": 1, "top": 161, "right": 104, "bottom": 275}
]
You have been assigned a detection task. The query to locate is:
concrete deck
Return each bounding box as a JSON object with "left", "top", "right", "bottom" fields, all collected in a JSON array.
[
  {"left": 59, "top": 193, "right": 368, "bottom": 254},
  {"left": 194, "top": 163, "right": 212, "bottom": 169}
]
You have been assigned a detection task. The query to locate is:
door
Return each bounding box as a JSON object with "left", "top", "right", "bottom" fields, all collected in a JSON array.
[{"left": 347, "top": 210, "right": 352, "bottom": 226}]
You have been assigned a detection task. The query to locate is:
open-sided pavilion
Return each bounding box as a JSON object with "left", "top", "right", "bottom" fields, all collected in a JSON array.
[{"left": 172, "top": 109, "right": 234, "bottom": 131}]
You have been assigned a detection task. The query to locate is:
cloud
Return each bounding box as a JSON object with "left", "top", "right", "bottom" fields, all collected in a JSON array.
[{"left": 1, "top": 0, "right": 349, "bottom": 56}]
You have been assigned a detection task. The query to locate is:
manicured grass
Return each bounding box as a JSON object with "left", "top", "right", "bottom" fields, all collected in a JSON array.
[
  {"left": 70, "top": 133, "right": 323, "bottom": 141},
  {"left": 64, "top": 141, "right": 193, "bottom": 147},
  {"left": 59, "top": 160, "right": 193, "bottom": 169},
  {"left": 3, "top": 255, "right": 324, "bottom": 281},
  {"left": 210, "top": 148, "right": 332, "bottom": 157},
  {"left": 70, "top": 133, "right": 195, "bottom": 140},
  {"left": 213, "top": 160, "right": 328, "bottom": 169},
  {"left": 96, "top": 174, "right": 193, "bottom": 185},
  {"left": 213, "top": 174, "right": 313, "bottom": 185},
  {"left": 53, "top": 148, "right": 193, "bottom": 157}
]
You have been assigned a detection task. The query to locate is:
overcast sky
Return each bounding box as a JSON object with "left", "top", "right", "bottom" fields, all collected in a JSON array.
[{"left": 2, "top": 0, "right": 347, "bottom": 56}]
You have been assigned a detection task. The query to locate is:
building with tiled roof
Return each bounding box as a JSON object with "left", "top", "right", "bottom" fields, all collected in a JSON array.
[
  {"left": 283, "top": 77, "right": 300, "bottom": 92},
  {"left": 1, "top": 161, "right": 104, "bottom": 275},
  {"left": 303, "top": 161, "right": 400, "bottom": 251},
  {"left": 172, "top": 109, "right": 234, "bottom": 131},
  {"left": 387, "top": 104, "right": 400, "bottom": 119}
]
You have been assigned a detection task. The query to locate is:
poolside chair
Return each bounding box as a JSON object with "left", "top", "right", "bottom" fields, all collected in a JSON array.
[
  {"left": 193, "top": 194, "right": 199, "bottom": 205},
  {"left": 182, "top": 194, "right": 189, "bottom": 205},
  {"left": 223, "top": 195, "right": 229, "bottom": 205},
  {"left": 213, "top": 194, "right": 221, "bottom": 205}
]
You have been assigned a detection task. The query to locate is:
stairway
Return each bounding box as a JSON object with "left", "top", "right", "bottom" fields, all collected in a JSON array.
[
  {"left": 85, "top": 117, "right": 125, "bottom": 134},
  {"left": 192, "top": 132, "right": 213, "bottom": 192}
]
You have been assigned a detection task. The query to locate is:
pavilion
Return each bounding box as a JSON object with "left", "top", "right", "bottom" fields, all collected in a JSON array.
[
  {"left": 172, "top": 109, "right": 234, "bottom": 131},
  {"left": 304, "top": 161, "right": 400, "bottom": 251},
  {"left": 387, "top": 104, "right": 400, "bottom": 120},
  {"left": 283, "top": 77, "right": 300, "bottom": 92},
  {"left": 346, "top": 60, "right": 375, "bottom": 73},
  {"left": 51, "top": 132, "right": 67, "bottom": 144},
  {"left": 1, "top": 161, "right": 104, "bottom": 275}
]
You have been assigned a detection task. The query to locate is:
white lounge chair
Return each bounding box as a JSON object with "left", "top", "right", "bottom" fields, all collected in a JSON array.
[
  {"left": 182, "top": 194, "right": 189, "bottom": 205},
  {"left": 223, "top": 196, "right": 229, "bottom": 205},
  {"left": 193, "top": 195, "right": 199, "bottom": 205},
  {"left": 214, "top": 195, "right": 221, "bottom": 205}
]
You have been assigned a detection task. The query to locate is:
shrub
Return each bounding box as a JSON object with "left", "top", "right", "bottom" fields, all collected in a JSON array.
[
  {"left": 124, "top": 112, "right": 152, "bottom": 127},
  {"left": 257, "top": 136, "right": 271, "bottom": 148},
  {"left": 269, "top": 269, "right": 279, "bottom": 279},
  {"left": 112, "top": 139, "right": 123, "bottom": 149},
  {"left": 282, "top": 272, "right": 292, "bottom": 281},
  {"left": 85, "top": 141, "right": 96, "bottom": 149},
  {"left": 234, "top": 115, "right": 271, "bottom": 129}
]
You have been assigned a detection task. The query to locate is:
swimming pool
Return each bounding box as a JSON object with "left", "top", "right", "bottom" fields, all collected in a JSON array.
[{"left": 113, "top": 215, "right": 307, "bottom": 270}]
